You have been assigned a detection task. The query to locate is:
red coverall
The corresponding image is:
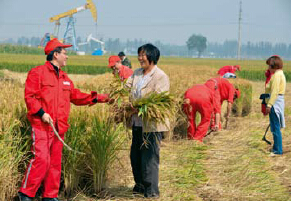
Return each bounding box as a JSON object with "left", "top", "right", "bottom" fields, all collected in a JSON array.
[
  {"left": 183, "top": 84, "right": 217, "bottom": 141},
  {"left": 118, "top": 65, "right": 133, "bottom": 81},
  {"left": 19, "top": 61, "right": 108, "bottom": 198},
  {"left": 217, "top": 66, "right": 237, "bottom": 76},
  {"left": 205, "top": 78, "right": 235, "bottom": 129}
]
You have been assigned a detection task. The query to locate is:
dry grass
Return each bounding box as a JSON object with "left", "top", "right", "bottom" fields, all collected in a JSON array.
[
  {"left": 196, "top": 82, "right": 291, "bottom": 201},
  {"left": 1, "top": 58, "right": 291, "bottom": 200}
]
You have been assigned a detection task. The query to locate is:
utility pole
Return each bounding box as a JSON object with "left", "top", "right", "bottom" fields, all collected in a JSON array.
[{"left": 237, "top": 0, "right": 242, "bottom": 60}]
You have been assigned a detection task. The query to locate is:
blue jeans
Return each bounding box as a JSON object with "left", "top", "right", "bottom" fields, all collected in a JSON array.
[{"left": 269, "top": 107, "right": 283, "bottom": 154}]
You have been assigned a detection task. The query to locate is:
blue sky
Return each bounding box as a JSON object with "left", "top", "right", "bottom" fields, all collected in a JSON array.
[{"left": 0, "top": 0, "right": 290, "bottom": 45}]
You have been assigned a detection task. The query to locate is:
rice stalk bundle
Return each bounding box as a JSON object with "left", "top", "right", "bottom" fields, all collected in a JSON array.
[
  {"left": 133, "top": 91, "right": 177, "bottom": 126},
  {"left": 108, "top": 75, "right": 130, "bottom": 105},
  {"left": 108, "top": 76, "right": 132, "bottom": 123},
  {"left": 228, "top": 78, "right": 253, "bottom": 117},
  {"left": 0, "top": 108, "right": 29, "bottom": 201},
  {"left": 170, "top": 93, "right": 188, "bottom": 139}
]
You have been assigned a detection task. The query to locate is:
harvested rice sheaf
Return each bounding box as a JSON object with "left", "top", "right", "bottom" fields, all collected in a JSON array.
[
  {"left": 111, "top": 92, "right": 177, "bottom": 126},
  {"left": 108, "top": 76, "right": 177, "bottom": 125},
  {"left": 228, "top": 78, "right": 253, "bottom": 117},
  {"left": 132, "top": 91, "right": 177, "bottom": 125},
  {"left": 108, "top": 76, "right": 131, "bottom": 123},
  {"left": 108, "top": 75, "right": 130, "bottom": 104}
]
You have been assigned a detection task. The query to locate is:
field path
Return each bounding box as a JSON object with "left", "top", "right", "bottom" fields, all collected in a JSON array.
[{"left": 196, "top": 81, "right": 291, "bottom": 201}]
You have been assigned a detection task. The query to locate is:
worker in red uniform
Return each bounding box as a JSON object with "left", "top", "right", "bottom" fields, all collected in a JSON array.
[
  {"left": 18, "top": 38, "right": 110, "bottom": 201},
  {"left": 108, "top": 55, "right": 133, "bottom": 81},
  {"left": 217, "top": 65, "right": 240, "bottom": 78},
  {"left": 183, "top": 83, "right": 220, "bottom": 142},
  {"left": 205, "top": 77, "right": 240, "bottom": 130}
]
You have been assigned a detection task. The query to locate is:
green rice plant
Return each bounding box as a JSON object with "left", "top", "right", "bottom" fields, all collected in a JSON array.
[
  {"left": 0, "top": 44, "right": 44, "bottom": 55},
  {"left": 238, "top": 70, "right": 291, "bottom": 82},
  {"left": 0, "top": 122, "right": 23, "bottom": 200},
  {"left": 85, "top": 116, "right": 125, "bottom": 194},
  {"left": 0, "top": 104, "right": 29, "bottom": 201},
  {"left": 237, "top": 70, "right": 265, "bottom": 81},
  {"left": 62, "top": 65, "right": 111, "bottom": 75},
  {"left": 229, "top": 78, "right": 253, "bottom": 117},
  {"left": 0, "top": 62, "right": 111, "bottom": 75},
  {"left": 62, "top": 113, "right": 89, "bottom": 197},
  {"left": 0, "top": 44, "right": 77, "bottom": 55}
]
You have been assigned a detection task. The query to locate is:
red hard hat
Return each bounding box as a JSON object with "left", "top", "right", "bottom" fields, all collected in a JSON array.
[
  {"left": 44, "top": 38, "right": 72, "bottom": 55},
  {"left": 108, "top": 55, "right": 121, "bottom": 67}
]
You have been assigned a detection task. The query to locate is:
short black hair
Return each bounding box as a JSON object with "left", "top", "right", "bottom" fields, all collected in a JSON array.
[
  {"left": 138, "top": 43, "right": 160, "bottom": 65},
  {"left": 46, "top": 47, "right": 64, "bottom": 61},
  {"left": 118, "top": 51, "right": 125, "bottom": 57}
]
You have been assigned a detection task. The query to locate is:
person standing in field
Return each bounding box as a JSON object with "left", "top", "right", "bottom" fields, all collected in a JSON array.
[
  {"left": 126, "top": 43, "right": 170, "bottom": 198},
  {"left": 183, "top": 82, "right": 220, "bottom": 142},
  {"left": 205, "top": 77, "right": 240, "bottom": 130},
  {"left": 264, "top": 55, "right": 286, "bottom": 156},
  {"left": 217, "top": 65, "right": 240, "bottom": 78},
  {"left": 108, "top": 55, "right": 133, "bottom": 81},
  {"left": 118, "top": 51, "right": 132, "bottom": 69},
  {"left": 18, "top": 38, "right": 110, "bottom": 201}
]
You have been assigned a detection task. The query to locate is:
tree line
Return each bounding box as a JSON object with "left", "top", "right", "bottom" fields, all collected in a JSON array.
[{"left": 1, "top": 35, "right": 290, "bottom": 60}]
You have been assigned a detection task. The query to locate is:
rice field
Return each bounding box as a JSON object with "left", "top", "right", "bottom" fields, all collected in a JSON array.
[{"left": 1, "top": 53, "right": 291, "bottom": 201}]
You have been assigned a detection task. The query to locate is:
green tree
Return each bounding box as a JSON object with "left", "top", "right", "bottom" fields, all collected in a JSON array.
[{"left": 186, "top": 34, "right": 207, "bottom": 58}]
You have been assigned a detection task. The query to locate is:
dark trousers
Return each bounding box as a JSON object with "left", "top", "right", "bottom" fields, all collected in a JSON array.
[{"left": 130, "top": 126, "right": 162, "bottom": 197}]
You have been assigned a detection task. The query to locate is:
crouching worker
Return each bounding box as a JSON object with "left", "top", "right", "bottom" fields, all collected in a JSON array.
[
  {"left": 264, "top": 55, "right": 286, "bottom": 155},
  {"left": 217, "top": 65, "right": 240, "bottom": 78},
  {"left": 18, "top": 39, "right": 110, "bottom": 201},
  {"left": 108, "top": 55, "right": 133, "bottom": 81},
  {"left": 205, "top": 77, "right": 240, "bottom": 130},
  {"left": 183, "top": 83, "right": 220, "bottom": 142}
]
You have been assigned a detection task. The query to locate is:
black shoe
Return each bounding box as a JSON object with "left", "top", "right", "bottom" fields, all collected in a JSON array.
[
  {"left": 18, "top": 192, "right": 33, "bottom": 201},
  {"left": 42, "top": 198, "right": 60, "bottom": 201},
  {"left": 133, "top": 183, "right": 144, "bottom": 194}
]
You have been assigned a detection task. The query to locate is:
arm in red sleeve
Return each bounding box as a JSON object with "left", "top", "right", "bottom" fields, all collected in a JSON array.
[
  {"left": 25, "top": 68, "right": 42, "bottom": 115},
  {"left": 96, "top": 94, "right": 109, "bottom": 103},
  {"left": 227, "top": 84, "right": 235, "bottom": 103},
  {"left": 70, "top": 88, "right": 98, "bottom": 106},
  {"left": 70, "top": 81, "right": 109, "bottom": 105},
  {"left": 213, "top": 90, "right": 221, "bottom": 114},
  {"left": 69, "top": 80, "right": 96, "bottom": 105}
]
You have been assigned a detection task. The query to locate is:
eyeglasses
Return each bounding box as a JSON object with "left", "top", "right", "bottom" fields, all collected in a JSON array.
[{"left": 138, "top": 54, "right": 146, "bottom": 58}]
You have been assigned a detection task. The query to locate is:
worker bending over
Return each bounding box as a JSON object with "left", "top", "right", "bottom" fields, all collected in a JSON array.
[
  {"left": 183, "top": 83, "right": 220, "bottom": 142},
  {"left": 217, "top": 65, "right": 240, "bottom": 78},
  {"left": 205, "top": 77, "right": 240, "bottom": 130}
]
